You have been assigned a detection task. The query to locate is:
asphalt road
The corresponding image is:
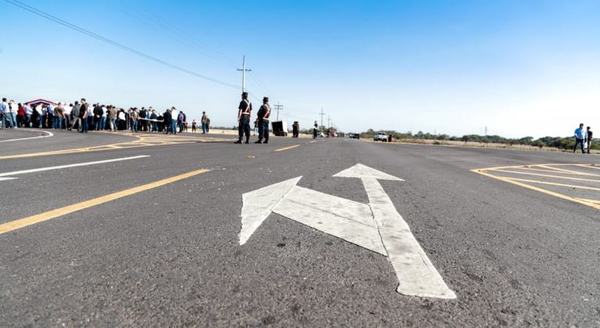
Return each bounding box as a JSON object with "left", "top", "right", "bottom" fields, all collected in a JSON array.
[{"left": 0, "top": 129, "right": 598, "bottom": 327}]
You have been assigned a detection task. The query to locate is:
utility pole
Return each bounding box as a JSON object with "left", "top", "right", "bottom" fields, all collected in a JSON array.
[
  {"left": 319, "top": 107, "right": 325, "bottom": 130},
  {"left": 274, "top": 102, "right": 283, "bottom": 121},
  {"left": 237, "top": 55, "right": 252, "bottom": 93},
  {"left": 327, "top": 116, "right": 331, "bottom": 129}
]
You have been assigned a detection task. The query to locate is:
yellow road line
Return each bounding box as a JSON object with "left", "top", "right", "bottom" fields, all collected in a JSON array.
[
  {"left": 0, "top": 133, "right": 228, "bottom": 160},
  {"left": 504, "top": 177, "right": 600, "bottom": 192},
  {"left": 472, "top": 169, "right": 600, "bottom": 210},
  {"left": 274, "top": 144, "right": 300, "bottom": 152},
  {"left": 490, "top": 169, "right": 600, "bottom": 183},
  {"left": 0, "top": 168, "right": 210, "bottom": 235},
  {"left": 577, "top": 198, "right": 600, "bottom": 205}
]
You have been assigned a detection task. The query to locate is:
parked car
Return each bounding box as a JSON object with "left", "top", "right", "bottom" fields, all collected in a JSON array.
[
  {"left": 374, "top": 132, "right": 388, "bottom": 142},
  {"left": 348, "top": 133, "right": 360, "bottom": 139}
]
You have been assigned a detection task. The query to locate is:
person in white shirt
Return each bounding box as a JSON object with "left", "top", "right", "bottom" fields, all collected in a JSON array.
[
  {"left": 63, "top": 103, "right": 72, "bottom": 129},
  {"left": 24, "top": 103, "right": 33, "bottom": 127},
  {"left": 8, "top": 100, "right": 18, "bottom": 128},
  {"left": 100, "top": 106, "right": 107, "bottom": 131},
  {"left": 35, "top": 104, "right": 43, "bottom": 128},
  {"left": 170, "top": 107, "right": 179, "bottom": 135}
]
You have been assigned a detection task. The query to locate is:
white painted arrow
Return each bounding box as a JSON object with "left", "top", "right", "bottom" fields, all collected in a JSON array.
[
  {"left": 334, "top": 164, "right": 456, "bottom": 299},
  {"left": 239, "top": 163, "right": 456, "bottom": 299}
]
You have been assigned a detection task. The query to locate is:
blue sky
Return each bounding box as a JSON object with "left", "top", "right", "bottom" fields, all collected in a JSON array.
[{"left": 2, "top": 0, "right": 599, "bottom": 137}]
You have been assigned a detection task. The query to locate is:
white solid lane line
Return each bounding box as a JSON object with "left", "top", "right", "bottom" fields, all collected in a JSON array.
[
  {"left": 0, "top": 130, "right": 54, "bottom": 143},
  {"left": 0, "top": 155, "right": 150, "bottom": 178}
]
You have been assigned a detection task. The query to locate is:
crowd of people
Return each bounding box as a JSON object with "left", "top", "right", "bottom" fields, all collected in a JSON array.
[{"left": 0, "top": 97, "right": 211, "bottom": 135}]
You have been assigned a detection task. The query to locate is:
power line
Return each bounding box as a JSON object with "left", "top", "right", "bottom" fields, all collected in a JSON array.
[
  {"left": 3, "top": 0, "right": 239, "bottom": 89},
  {"left": 118, "top": 5, "right": 278, "bottom": 100},
  {"left": 115, "top": 4, "right": 298, "bottom": 125}
]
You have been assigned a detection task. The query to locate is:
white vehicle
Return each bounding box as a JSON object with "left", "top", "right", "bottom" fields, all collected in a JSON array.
[{"left": 374, "top": 132, "right": 388, "bottom": 142}]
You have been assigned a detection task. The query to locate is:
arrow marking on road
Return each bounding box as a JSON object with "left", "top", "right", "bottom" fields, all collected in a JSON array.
[{"left": 239, "top": 163, "right": 456, "bottom": 299}]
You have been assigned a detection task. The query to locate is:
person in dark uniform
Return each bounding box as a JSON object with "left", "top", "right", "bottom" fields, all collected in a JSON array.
[
  {"left": 313, "top": 121, "right": 318, "bottom": 139},
  {"left": 235, "top": 92, "right": 252, "bottom": 144},
  {"left": 255, "top": 97, "right": 271, "bottom": 144},
  {"left": 292, "top": 121, "right": 299, "bottom": 138},
  {"left": 586, "top": 126, "right": 593, "bottom": 154}
]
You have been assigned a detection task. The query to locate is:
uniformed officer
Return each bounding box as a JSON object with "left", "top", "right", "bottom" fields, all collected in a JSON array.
[
  {"left": 235, "top": 92, "right": 252, "bottom": 144},
  {"left": 255, "top": 97, "right": 271, "bottom": 144}
]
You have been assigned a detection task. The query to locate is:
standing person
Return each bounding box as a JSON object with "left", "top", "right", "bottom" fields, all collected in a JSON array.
[
  {"left": 40, "top": 105, "right": 47, "bottom": 128},
  {"left": 192, "top": 120, "right": 197, "bottom": 133},
  {"left": 70, "top": 101, "right": 81, "bottom": 131},
  {"left": 0, "top": 98, "right": 7, "bottom": 128},
  {"left": 178, "top": 111, "right": 186, "bottom": 133},
  {"left": 100, "top": 105, "right": 107, "bottom": 130},
  {"left": 46, "top": 103, "right": 55, "bottom": 129},
  {"left": 313, "top": 121, "right": 318, "bottom": 139},
  {"left": 117, "top": 109, "right": 126, "bottom": 130},
  {"left": 93, "top": 103, "right": 103, "bottom": 130},
  {"left": 201, "top": 111, "right": 208, "bottom": 134},
  {"left": 48, "top": 103, "right": 56, "bottom": 128},
  {"left": 206, "top": 117, "right": 210, "bottom": 133},
  {"left": 63, "top": 103, "right": 72, "bottom": 130},
  {"left": 108, "top": 106, "right": 117, "bottom": 131},
  {"left": 149, "top": 108, "right": 158, "bottom": 132},
  {"left": 586, "top": 126, "right": 593, "bottom": 154},
  {"left": 163, "top": 109, "right": 172, "bottom": 134},
  {"left": 86, "top": 103, "right": 94, "bottom": 131},
  {"left": 80, "top": 99, "right": 89, "bottom": 133},
  {"left": 170, "top": 107, "right": 179, "bottom": 135},
  {"left": 53, "top": 102, "right": 64, "bottom": 129},
  {"left": 574, "top": 123, "right": 585, "bottom": 153},
  {"left": 235, "top": 92, "right": 252, "bottom": 144},
  {"left": 24, "top": 103, "right": 33, "bottom": 127},
  {"left": 17, "top": 103, "right": 25, "bottom": 127},
  {"left": 139, "top": 107, "right": 147, "bottom": 132},
  {"left": 36, "top": 103, "right": 44, "bottom": 128},
  {"left": 292, "top": 121, "right": 299, "bottom": 138},
  {"left": 130, "top": 108, "right": 139, "bottom": 132},
  {"left": 8, "top": 100, "right": 18, "bottom": 128},
  {"left": 255, "top": 97, "right": 271, "bottom": 144}
]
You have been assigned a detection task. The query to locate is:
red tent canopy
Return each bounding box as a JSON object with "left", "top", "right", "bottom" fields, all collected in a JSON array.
[{"left": 24, "top": 99, "right": 57, "bottom": 107}]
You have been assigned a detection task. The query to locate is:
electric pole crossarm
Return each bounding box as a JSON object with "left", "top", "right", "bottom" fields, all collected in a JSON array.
[
  {"left": 274, "top": 103, "right": 284, "bottom": 121},
  {"left": 237, "top": 55, "right": 252, "bottom": 92}
]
